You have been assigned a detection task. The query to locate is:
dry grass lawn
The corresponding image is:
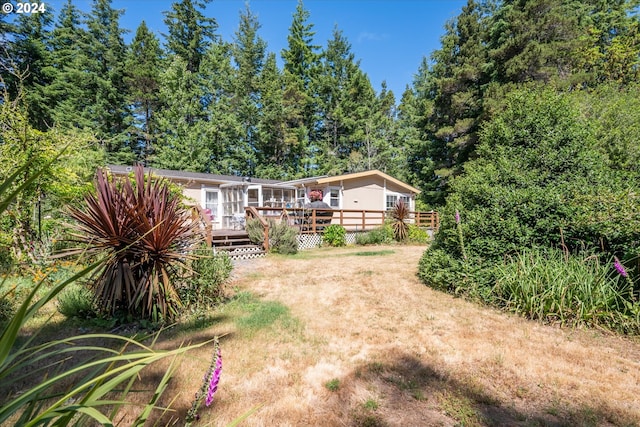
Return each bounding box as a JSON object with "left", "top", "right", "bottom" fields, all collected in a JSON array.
[{"left": 140, "top": 245, "right": 640, "bottom": 426}]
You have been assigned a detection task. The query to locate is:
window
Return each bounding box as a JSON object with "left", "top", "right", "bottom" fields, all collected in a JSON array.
[
  {"left": 329, "top": 188, "right": 340, "bottom": 208},
  {"left": 386, "top": 195, "right": 397, "bottom": 210},
  {"left": 248, "top": 188, "right": 259, "bottom": 207},
  {"left": 204, "top": 190, "right": 218, "bottom": 221},
  {"left": 386, "top": 194, "right": 411, "bottom": 210}
]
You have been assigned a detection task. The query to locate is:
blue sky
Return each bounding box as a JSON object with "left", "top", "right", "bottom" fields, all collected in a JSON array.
[{"left": 42, "top": 0, "right": 467, "bottom": 98}]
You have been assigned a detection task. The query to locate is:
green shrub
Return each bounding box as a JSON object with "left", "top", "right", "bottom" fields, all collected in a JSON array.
[
  {"left": 246, "top": 217, "right": 266, "bottom": 245},
  {"left": 246, "top": 218, "right": 298, "bottom": 254},
  {"left": 269, "top": 220, "right": 298, "bottom": 254},
  {"left": 323, "top": 224, "right": 346, "bottom": 247},
  {"left": 0, "top": 296, "right": 14, "bottom": 324},
  {"left": 0, "top": 156, "right": 206, "bottom": 425},
  {"left": 492, "top": 247, "right": 640, "bottom": 333},
  {"left": 179, "top": 249, "right": 233, "bottom": 309},
  {"left": 57, "top": 283, "right": 97, "bottom": 319},
  {"left": 356, "top": 225, "right": 393, "bottom": 245},
  {"left": 408, "top": 224, "right": 429, "bottom": 244}
]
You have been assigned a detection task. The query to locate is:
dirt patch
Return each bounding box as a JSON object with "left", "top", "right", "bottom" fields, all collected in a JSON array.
[{"left": 136, "top": 245, "right": 640, "bottom": 425}]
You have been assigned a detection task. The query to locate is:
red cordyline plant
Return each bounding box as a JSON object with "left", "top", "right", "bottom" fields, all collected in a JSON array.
[
  {"left": 391, "top": 199, "right": 410, "bottom": 241},
  {"left": 67, "top": 165, "right": 201, "bottom": 321}
]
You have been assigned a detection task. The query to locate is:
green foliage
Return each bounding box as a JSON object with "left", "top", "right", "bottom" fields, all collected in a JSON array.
[
  {"left": 355, "top": 225, "right": 393, "bottom": 245},
  {"left": 419, "top": 87, "right": 640, "bottom": 334},
  {"left": 0, "top": 295, "right": 14, "bottom": 325},
  {"left": 0, "top": 157, "right": 209, "bottom": 426},
  {"left": 56, "top": 282, "right": 97, "bottom": 319},
  {"left": 246, "top": 217, "right": 267, "bottom": 245},
  {"left": 178, "top": 248, "right": 233, "bottom": 310},
  {"left": 0, "top": 87, "right": 102, "bottom": 265},
  {"left": 325, "top": 378, "right": 340, "bottom": 392},
  {"left": 404, "top": 0, "right": 640, "bottom": 206},
  {"left": 323, "top": 224, "right": 346, "bottom": 247},
  {"left": 492, "top": 248, "right": 640, "bottom": 334},
  {"left": 67, "top": 165, "right": 201, "bottom": 322},
  {"left": 247, "top": 218, "right": 298, "bottom": 254},
  {"left": 268, "top": 219, "right": 299, "bottom": 255},
  {"left": 432, "top": 88, "right": 611, "bottom": 262},
  {"left": 407, "top": 224, "right": 429, "bottom": 244}
]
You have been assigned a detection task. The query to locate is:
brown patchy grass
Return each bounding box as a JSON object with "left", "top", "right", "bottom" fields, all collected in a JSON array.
[
  {"left": 135, "top": 245, "right": 640, "bottom": 426},
  {"left": 10, "top": 245, "right": 640, "bottom": 426}
]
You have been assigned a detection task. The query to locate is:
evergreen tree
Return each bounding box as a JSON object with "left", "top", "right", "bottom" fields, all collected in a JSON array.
[
  {"left": 316, "top": 27, "right": 377, "bottom": 174},
  {"left": 45, "top": 0, "right": 93, "bottom": 131},
  {"left": 3, "top": 10, "right": 54, "bottom": 129},
  {"left": 281, "top": 0, "right": 320, "bottom": 163},
  {"left": 410, "top": 0, "right": 492, "bottom": 206},
  {"left": 354, "top": 82, "right": 402, "bottom": 175},
  {"left": 163, "top": 0, "right": 217, "bottom": 73},
  {"left": 125, "top": 21, "right": 163, "bottom": 164},
  {"left": 256, "top": 52, "right": 307, "bottom": 178},
  {"left": 200, "top": 41, "right": 241, "bottom": 175},
  {"left": 152, "top": 56, "right": 212, "bottom": 172},
  {"left": 85, "top": 0, "right": 131, "bottom": 162},
  {"left": 230, "top": 5, "right": 266, "bottom": 176}
]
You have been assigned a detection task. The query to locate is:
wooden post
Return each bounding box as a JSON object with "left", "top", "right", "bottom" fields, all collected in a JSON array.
[
  {"left": 430, "top": 211, "right": 434, "bottom": 230},
  {"left": 362, "top": 210, "right": 366, "bottom": 230},
  {"left": 312, "top": 209, "right": 317, "bottom": 233}
]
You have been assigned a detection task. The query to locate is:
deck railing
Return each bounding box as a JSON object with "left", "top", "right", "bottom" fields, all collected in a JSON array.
[{"left": 244, "top": 207, "right": 439, "bottom": 234}]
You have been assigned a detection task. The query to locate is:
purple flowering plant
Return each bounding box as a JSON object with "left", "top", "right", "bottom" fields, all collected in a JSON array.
[
  {"left": 186, "top": 338, "right": 222, "bottom": 425},
  {"left": 614, "top": 257, "right": 628, "bottom": 278}
]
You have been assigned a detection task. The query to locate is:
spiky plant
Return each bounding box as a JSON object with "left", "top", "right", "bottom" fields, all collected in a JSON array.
[
  {"left": 68, "top": 165, "right": 201, "bottom": 321},
  {"left": 391, "top": 199, "right": 410, "bottom": 242}
]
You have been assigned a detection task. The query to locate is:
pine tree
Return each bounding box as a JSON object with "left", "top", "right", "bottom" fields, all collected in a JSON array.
[
  {"left": 152, "top": 56, "right": 212, "bottom": 172},
  {"left": 230, "top": 4, "right": 266, "bottom": 176},
  {"left": 45, "top": 0, "right": 93, "bottom": 131},
  {"left": 125, "top": 21, "right": 163, "bottom": 164},
  {"left": 281, "top": 0, "right": 320, "bottom": 164},
  {"left": 3, "top": 10, "right": 54, "bottom": 129},
  {"left": 316, "top": 27, "right": 377, "bottom": 174},
  {"left": 163, "top": 0, "right": 217, "bottom": 73},
  {"left": 255, "top": 52, "right": 307, "bottom": 178},
  {"left": 85, "top": 0, "right": 131, "bottom": 162}
]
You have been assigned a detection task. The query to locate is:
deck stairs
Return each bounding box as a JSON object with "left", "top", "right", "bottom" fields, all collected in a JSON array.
[{"left": 211, "top": 230, "right": 265, "bottom": 260}]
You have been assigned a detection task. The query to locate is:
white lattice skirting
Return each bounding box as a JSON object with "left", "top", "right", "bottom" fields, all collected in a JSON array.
[
  {"left": 215, "top": 246, "right": 266, "bottom": 260},
  {"left": 297, "top": 232, "right": 359, "bottom": 250}
]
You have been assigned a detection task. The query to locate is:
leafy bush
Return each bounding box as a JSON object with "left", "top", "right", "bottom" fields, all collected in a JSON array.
[
  {"left": 323, "top": 224, "right": 346, "bottom": 247},
  {"left": 268, "top": 220, "right": 298, "bottom": 254},
  {"left": 67, "top": 165, "right": 201, "bottom": 322},
  {"left": 179, "top": 248, "right": 233, "bottom": 309},
  {"left": 56, "top": 283, "right": 97, "bottom": 319},
  {"left": 0, "top": 296, "right": 14, "bottom": 325},
  {"left": 246, "top": 217, "right": 266, "bottom": 245},
  {"left": 408, "top": 224, "right": 430, "bottom": 244},
  {"left": 356, "top": 225, "right": 394, "bottom": 245},
  {"left": 419, "top": 88, "right": 640, "bottom": 333},
  {"left": 246, "top": 218, "right": 298, "bottom": 254}
]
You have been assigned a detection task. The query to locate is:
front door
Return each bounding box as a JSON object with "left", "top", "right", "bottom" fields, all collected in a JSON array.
[{"left": 203, "top": 189, "right": 220, "bottom": 227}]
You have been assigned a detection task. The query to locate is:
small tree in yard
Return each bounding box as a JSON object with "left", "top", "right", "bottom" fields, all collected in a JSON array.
[{"left": 68, "top": 165, "right": 201, "bottom": 321}]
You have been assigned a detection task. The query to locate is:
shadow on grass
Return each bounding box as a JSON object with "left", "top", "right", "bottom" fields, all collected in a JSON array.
[{"left": 327, "top": 350, "right": 634, "bottom": 427}]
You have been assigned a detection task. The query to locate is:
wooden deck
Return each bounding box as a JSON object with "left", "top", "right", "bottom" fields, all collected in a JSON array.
[{"left": 195, "top": 206, "right": 439, "bottom": 251}]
